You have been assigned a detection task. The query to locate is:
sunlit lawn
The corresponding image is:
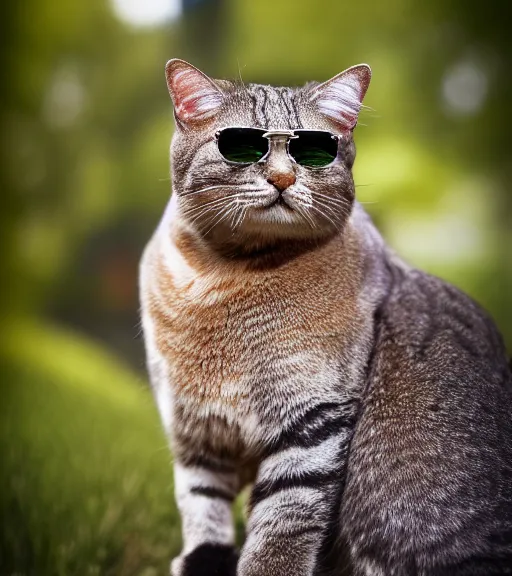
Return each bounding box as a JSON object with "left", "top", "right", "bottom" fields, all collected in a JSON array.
[
  {"left": 1, "top": 321, "right": 247, "bottom": 575},
  {"left": 0, "top": 322, "right": 180, "bottom": 575}
]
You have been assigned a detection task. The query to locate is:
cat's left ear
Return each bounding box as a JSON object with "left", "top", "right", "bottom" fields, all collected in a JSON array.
[
  {"left": 310, "top": 64, "right": 371, "bottom": 130},
  {"left": 165, "top": 59, "right": 224, "bottom": 126}
]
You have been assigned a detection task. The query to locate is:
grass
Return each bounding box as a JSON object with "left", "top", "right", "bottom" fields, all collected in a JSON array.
[{"left": 0, "top": 320, "right": 181, "bottom": 575}]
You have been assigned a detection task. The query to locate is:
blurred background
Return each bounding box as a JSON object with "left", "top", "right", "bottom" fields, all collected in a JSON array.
[{"left": 1, "top": 0, "right": 511, "bottom": 574}]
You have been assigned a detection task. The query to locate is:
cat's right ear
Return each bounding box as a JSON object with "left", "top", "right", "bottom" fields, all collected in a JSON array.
[
  {"left": 165, "top": 59, "right": 224, "bottom": 127},
  {"left": 310, "top": 64, "right": 372, "bottom": 131}
]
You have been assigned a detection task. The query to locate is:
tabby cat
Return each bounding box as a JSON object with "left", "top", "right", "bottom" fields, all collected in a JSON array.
[{"left": 139, "top": 59, "right": 512, "bottom": 575}]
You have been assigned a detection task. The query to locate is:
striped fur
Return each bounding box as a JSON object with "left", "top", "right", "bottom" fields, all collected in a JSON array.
[{"left": 140, "top": 61, "right": 512, "bottom": 575}]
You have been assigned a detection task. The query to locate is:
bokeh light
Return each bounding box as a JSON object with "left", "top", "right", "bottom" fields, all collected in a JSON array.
[
  {"left": 110, "top": 0, "right": 181, "bottom": 27},
  {"left": 442, "top": 58, "right": 489, "bottom": 116}
]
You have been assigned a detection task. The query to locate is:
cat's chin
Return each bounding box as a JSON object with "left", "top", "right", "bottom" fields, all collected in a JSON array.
[
  {"left": 252, "top": 202, "right": 299, "bottom": 223},
  {"left": 184, "top": 198, "right": 339, "bottom": 247},
  {"left": 236, "top": 205, "right": 332, "bottom": 242}
]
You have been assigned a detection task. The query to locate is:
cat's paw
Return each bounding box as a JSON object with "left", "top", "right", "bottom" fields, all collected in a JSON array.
[
  {"left": 171, "top": 544, "right": 238, "bottom": 576},
  {"left": 170, "top": 555, "right": 184, "bottom": 576}
]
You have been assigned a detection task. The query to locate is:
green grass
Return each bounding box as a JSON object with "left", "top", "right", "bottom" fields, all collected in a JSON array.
[
  {"left": 0, "top": 320, "right": 181, "bottom": 575},
  {"left": 0, "top": 321, "right": 247, "bottom": 575}
]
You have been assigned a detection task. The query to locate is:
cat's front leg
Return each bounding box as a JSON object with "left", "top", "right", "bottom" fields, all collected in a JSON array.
[
  {"left": 172, "top": 460, "right": 239, "bottom": 576},
  {"left": 238, "top": 402, "right": 353, "bottom": 576}
]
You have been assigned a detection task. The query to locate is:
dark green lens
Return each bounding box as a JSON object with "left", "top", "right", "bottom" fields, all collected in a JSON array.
[
  {"left": 217, "top": 128, "right": 268, "bottom": 164},
  {"left": 289, "top": 131, "right": 338, "bottom": 167}
]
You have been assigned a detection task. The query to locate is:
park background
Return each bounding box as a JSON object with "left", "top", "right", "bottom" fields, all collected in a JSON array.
[{"left": 1, "top": 0, "right": 511, "bottom": 574}]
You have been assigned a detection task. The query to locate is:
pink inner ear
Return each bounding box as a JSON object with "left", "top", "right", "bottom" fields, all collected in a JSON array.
[
  {"left": 170, "top": 67, "right": 223, "bottom": 123},
  {"left": 312, "top": 71, "right": 367, "bottom": 130}
]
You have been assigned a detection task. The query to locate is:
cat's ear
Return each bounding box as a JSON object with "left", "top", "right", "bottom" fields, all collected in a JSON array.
[
  {"left": 310, "top": 64, "right": 371, "bottom": 130},
  {"left": 165, "top": 59, "right": 224, "bottom": 126}
]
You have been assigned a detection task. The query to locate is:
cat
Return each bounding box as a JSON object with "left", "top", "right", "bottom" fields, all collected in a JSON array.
[{"left": 139, "top": 58, "right": 512, "bottom": 576}]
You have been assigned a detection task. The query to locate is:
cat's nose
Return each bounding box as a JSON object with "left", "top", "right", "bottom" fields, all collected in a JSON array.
[{"left": 267, "top": 170, "right": 296, "bottom": 192}]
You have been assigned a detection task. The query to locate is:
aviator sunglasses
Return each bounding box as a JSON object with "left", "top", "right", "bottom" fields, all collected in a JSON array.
[{"left": 215, "top": 128, "right": 340, "bottom": 168}]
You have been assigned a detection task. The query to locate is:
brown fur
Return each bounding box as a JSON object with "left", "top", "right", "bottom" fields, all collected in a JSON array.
[{"left": 145, "top": 220, "right": 363, "bottom": 415}]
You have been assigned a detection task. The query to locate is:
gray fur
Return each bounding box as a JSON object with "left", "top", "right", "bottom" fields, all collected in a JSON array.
[{"left": 139, "top": 60, "right": 512, "bottom": 576}]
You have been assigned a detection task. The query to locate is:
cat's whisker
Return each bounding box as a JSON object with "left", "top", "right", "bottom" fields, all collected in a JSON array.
[
  {"left": 236, "top": 58, "right": 251, "bottom": 96},
  {"left": 234, "top": 190, "right": 267, "bottom": 200},
  {"left": 183, "top": 184, "right": 261, "bottom": 197},
  {"left": 238, "top": 204, "right": 251, "bottom": 230},
  {"left": 233, "top": 203, "right": 249, "bottom": 231},
  {"left": 186, "top": 201, "right": 235, "bottom": 227},
  {"left": 183, "top": 195, "right": 231, "bottom": 210},
  {"left": 312, "top": 197, "right": 343, "bottom": 219},
  {"left": 188, "top": 203, "right": 230, "bottom": 227},
  {"left": 226, "top": 203, "right": 242, "bottom": 229},
  {"left": 298, "top": 210, "right": 316, "bottom": 230},
  {"left": 302, "top": 209, "right": 318, "bottom": 230},
  {"left": 186, "top": 207, "right": 228, "bottom": 227},
  {"left": 194, "top": 207, "right": 226, "bottom": 233},
  {"left": 185, "top": 194, "right": 255, "bottom": 231},
  {"left": 183, "top": 184, "right": 240, "bottom": 196},
  {"left": 309, "top": 204, "right": 341, "bottom": 231},
  {"left": 295, "top": 184, "right": 349, "bottom": 214},
  {"left": 311, "top": 195, "right": 346, "bottom": 208},
  {"left": 202, "top": 200, "right": 237, "bottom": 236},
  {"left": 313, "top": 198, "right": 347, "bottom": 216},
  {"left": 238, "top": 205, "right": 250, "bottom": 230},
  {"left": 183, "top": 196, "right": 234, "bottom": 219},
  {"left": 312, "top": 195, "right": 352, "bottom": 220},
  {"left": 310, "top": 190, "right": 350, "bottom": 208},
  {"left": 292, "top": 201, "right": 317, "bottom": 229},
  {"left": 227, "top": 201, "right": 240, "bottom": 228},
  {"left": 210, "top": 204, "right": 238, "bottom": 233},
  {"left": 184, "top": 198, "right": 230, "bottom": 217}
]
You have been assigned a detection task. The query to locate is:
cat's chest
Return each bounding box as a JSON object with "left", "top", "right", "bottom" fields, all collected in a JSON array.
[
  {"left": 161, "top": 274, "right": 347, "bottom": 389},
  {"left": 155, "top": 278, "right": 353, "bottom": 451},
  {"left": 143, "top": 231, "right": 364, "bottom": 449}
]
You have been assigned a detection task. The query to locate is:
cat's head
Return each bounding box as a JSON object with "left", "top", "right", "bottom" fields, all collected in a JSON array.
[{"left": 166, "top": 59, "right": 371, "bottom": 250}]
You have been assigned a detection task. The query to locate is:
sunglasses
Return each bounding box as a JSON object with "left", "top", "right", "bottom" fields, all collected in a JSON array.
[{"left": 215, "top": 128, "right": 339, "bottom": 168}]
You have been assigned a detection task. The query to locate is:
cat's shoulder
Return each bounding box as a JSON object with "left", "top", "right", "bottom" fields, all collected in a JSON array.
[{"left": 377, "top": 258, "right": 510, "bottom": 375}]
